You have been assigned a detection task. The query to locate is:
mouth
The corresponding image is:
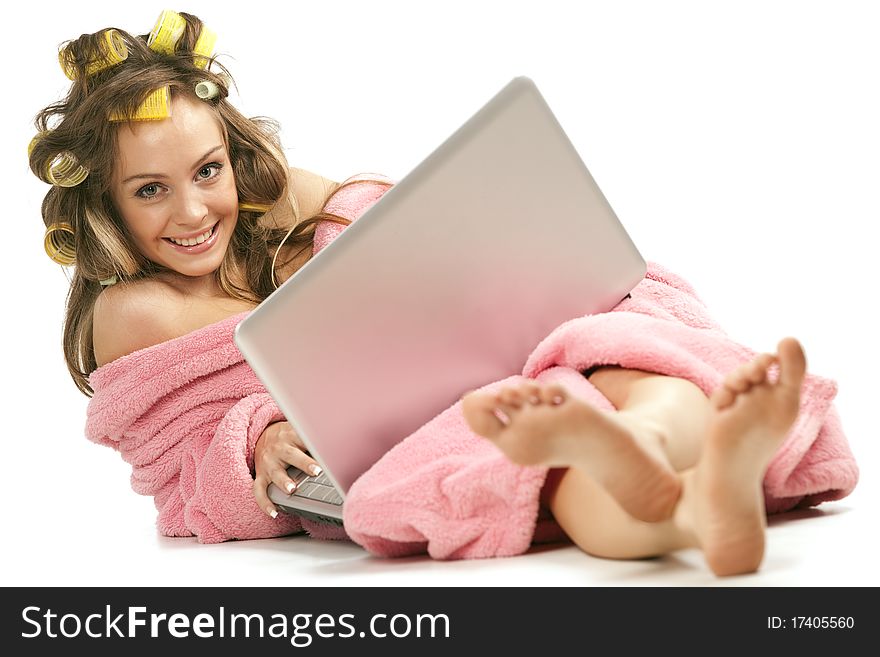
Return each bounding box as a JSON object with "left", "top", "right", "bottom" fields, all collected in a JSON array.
[{"left": 162, "top": 221, "right": 220, "bottom": 254}]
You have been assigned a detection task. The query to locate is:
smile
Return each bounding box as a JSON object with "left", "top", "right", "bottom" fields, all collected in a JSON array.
[{"left": 162, "top": 221, "right": 220, "bottom": 254}]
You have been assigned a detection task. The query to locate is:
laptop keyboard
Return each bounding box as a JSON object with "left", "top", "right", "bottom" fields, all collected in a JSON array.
[{"left": 289, "top": 468, "right": 343, "bottom": 506}]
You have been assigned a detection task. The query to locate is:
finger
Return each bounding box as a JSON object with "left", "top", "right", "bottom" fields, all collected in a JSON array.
[
  {"left": 270, "top": 462, "right": 304, "bottom": 498},
  {"left": 252, "top": 476, "right": 279, "bottom": 519},
  {"left": 280, "top": 445, "right": 324, "bottom": 478}
]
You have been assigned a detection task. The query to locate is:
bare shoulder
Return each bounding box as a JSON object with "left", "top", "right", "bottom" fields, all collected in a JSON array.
[{"left": 92, "top": 278, "right": 184, "bottom": 367}]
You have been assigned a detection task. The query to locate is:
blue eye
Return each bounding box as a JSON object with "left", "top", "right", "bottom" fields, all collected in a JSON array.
[
  {"left": 137, "top": 184, "right": 160, "bottom": 199},
  {"left": 198, "top": 163, "right": 223, "bottom": 179},
  {"left": 134, "top": 163, "right": 223, "bottom": 200}
]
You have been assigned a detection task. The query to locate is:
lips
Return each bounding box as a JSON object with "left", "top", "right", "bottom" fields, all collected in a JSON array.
[
  {"left": 164, "top": 221, "right": 218, "bottom": 246},
  {"left": 162, "top": 221, "right": 220, "bottom": 254}
]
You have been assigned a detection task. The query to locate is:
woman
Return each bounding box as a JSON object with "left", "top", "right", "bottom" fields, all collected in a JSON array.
[
  {"left": 32, "top": 10, "right": 853, "bottom": 577},
  {"left": 30, "top": 10, "right": 390, "bottom": 536}
]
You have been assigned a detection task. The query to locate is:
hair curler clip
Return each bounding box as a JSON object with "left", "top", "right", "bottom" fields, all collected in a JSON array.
[
  {"left": 195, "top": 79, "right": 220, "bottom": 100},
  {"left": 44, "top": 222, "right": 77, "bottom": 266},
  {"left": 46, "top": 152, "right": 89, "bottom": 187},
  {"left": 109, "top": 86, "right": 172, "bottom": 122},
  {"left": 59, "top": 29, "right": 129, "bottom": 80},
  {"left": 193, "top": 25, "right": 217, "bottom": 69},
  {"left": 238, "top": 201, "right": 273, "bottom": 213},
  {"left": 147, "top": 10, "right": 186, "bottom": 55}
]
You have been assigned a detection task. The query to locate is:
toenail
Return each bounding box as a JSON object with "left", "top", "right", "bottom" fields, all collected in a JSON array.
[
  {"left": 529, "top": 396, "right": 540, "bottom": 404},
  {"left": 551, "top": 395, "right": 564, "bottom": 405},
  {"left": 494, "top": 409, "right": 511, "bottom": 425}
]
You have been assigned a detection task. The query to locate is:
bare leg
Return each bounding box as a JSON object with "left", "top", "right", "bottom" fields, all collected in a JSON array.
[
  {"left": 461, "top": 366, "right": 718, "bottom": 522},
  {"left": 587, "top": 367, "right": 716, "bottom": 471},
  {"left": 545, "top": 465, "right": 697, "bottom": 560},
  {"left": 462, "top": 337, "right": 807, "bottom": 575},
  {"left": 462, "top": 377, "right": 683, "bottom": 522}
]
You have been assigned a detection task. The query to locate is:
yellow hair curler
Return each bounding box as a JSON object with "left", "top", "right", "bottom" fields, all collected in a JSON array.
[
  {"left": 147, "top": 10, "right": 186, "bottom": 55},
  {"left": 28, "top": 132, "right": 48, "bottom": 158},
  {"left": 46, "top": 152, "right": 89, "bottom": 187},
  {"left": 109, "top": 86, "right": 172, "bottom": 122},
  {"left": 44, "top": 222, "right": 77, "bottom": 266},
  {"left": 193, "top": 26, "right": 217, "bottom": 69},
  {"left": 59, "top": 29, "right": 128, "bottom": 80}
]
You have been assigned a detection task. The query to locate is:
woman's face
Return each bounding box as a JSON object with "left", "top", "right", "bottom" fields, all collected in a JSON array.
[{"left": 111, "top": 94, "right": 238, "bottom": 282}]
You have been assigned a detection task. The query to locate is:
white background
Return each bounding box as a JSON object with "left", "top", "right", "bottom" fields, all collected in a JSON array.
[{"left": 1, "top": 0, "right": 877, "bottom": 586}]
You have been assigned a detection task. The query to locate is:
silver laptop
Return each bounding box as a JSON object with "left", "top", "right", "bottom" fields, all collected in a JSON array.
[{"left": 234, "top": 76, "right": 646, "bottom": 523}]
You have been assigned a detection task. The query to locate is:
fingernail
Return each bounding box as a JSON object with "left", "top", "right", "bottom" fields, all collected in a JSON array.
[
  {"left": 286, "top": 482, "right": 296, "bottom": 494},
  {"left": 310, "top": 464, "right": 323, "bottom": 477},
  {"left": 269, "top": 508, "right": 278, "bottom": 519}
]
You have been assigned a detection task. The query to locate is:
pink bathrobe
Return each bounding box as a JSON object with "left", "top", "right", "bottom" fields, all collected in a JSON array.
[{"left": 85, "top": 174, "right": 859, "bottom": 558}]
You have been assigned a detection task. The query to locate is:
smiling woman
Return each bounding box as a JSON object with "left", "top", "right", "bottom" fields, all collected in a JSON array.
[
  {"left": 111, "top": 98, "right": 240, "bottom": 284},
  {"left": 29, "top": 11, "right": 386, "bottom": 396},
  {"left": 25, "top": 8, "right": 862, "bottom": 580},
  {"left": 27, "top": 9, "right": 401, "bottom": 551}
]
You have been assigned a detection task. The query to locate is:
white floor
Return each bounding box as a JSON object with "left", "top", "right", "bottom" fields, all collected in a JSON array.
[
  {"left": 4, "top": 0, "right": 879, "bottom": 588},
  {"left": 5, "top": 477, "right": 874, "bottom": 587}
]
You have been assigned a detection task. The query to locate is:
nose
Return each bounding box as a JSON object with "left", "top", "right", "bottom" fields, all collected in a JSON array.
[{"left": 171, "top": 185, "right": 209, "bottom": 228}]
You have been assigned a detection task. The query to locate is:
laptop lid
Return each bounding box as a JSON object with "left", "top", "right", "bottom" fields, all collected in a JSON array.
[{"left": 234, "top": 76, "right": 646, "bottom": 508}]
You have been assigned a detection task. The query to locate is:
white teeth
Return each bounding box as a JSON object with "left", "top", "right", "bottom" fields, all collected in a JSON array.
[{"left": 168, "top": 225, "right": 213, "bottom": 246}]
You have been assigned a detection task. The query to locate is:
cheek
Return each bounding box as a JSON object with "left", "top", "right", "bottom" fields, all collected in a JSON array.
[
  {"left": 118, "top": 204, "right": 162, "bottom": 244},
  {"left": 214, "top": 176, "right": 239, "bottom": 216}
]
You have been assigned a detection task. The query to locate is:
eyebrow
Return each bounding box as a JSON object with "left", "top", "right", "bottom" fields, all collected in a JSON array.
[{"left": 121, "top": 145, "right": 225, "bottom": 185}]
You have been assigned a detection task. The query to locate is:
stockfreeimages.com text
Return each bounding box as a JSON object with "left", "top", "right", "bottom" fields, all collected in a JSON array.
[{"left": 21, "top": 605, "right": 450, "bottom": 646}]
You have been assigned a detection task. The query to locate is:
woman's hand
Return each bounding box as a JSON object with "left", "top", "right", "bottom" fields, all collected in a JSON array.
[{"left": 253, "top": 421, "right": 323, "bottom": 518}]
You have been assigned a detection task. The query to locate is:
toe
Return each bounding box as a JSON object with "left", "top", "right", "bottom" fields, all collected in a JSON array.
[
  {"left": 499, "top": 387, "right": 525, "bottom": 409},
  {"left": 725, "top": 365, "right": 752, "bottom": 393},
  {"left": 745, "top": 356, "right": 772, "bottom": 385},
  {"left": 491, "top": 391, "right": 522, "bottom": 422},
  {"left": 461, "top": 392, "right": 508, "bottom": 438},
  {"left": 711, "top": 385, "right": 737, "bottom": 410},
  {"left": 521, "top": 382, "right": 542, "bottom": 405},
  {"left": 755, "top": 353, "right": 777, "bottom": 379},
  {"left": 777, "top": 338, "right": 807, "bottom": 390},
  {"left": 539, "top": 384, "right": 568, "bottom": 406}
]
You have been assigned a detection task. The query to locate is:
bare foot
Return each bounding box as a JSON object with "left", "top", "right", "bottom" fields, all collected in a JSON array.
[
  {"left": 677, "top": 337, "right": 807, "bottom": 576},
  {"left": 461, "top": 381, "right": 681, "bottom": 522}
]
